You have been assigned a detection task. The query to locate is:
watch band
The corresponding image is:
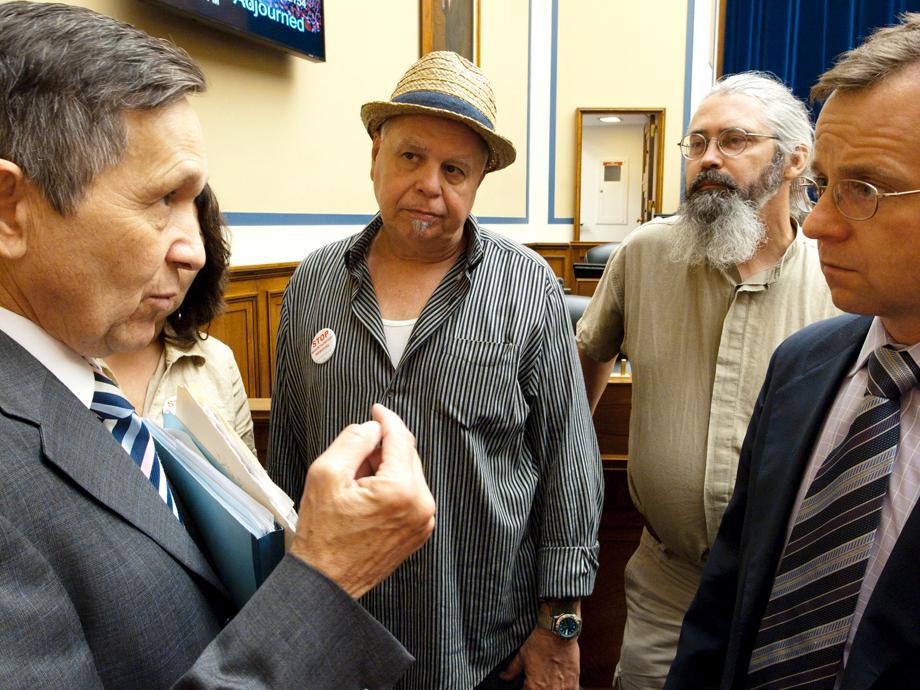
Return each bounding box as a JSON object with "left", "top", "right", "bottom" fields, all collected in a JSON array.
[
  {"left": 537, "top": 600, "right": 582, "bottom": 639},
  {"left": 536, "top": 607, "right": 556, "bottom": 631}
]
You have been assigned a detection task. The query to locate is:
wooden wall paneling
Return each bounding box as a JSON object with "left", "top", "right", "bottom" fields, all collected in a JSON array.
[
  {"left": 574, "top": 277, "right": 600, "bottom": 297},
  {"left": 208, "top": 291, "right": 260, "bottom": 398},
  {"left": 526, "top": 242, "right": 573, "bottom": 289},
  {"left": 524, "top": 242, "right": 611, "bottom": 291},
  {"left": 580, "top": 378, "right": 636, "bottom": 685},
  {"left": 544, "top": 255, "right": 568, "bottom": 282},
  {"left": 249, "top": 397, "right": 271, "bottom": 465},
  {"left": 209, "top": 262, "right": 299, "bottom": 399},
  {"left": 593, "top": 378, "right": 631, "bottom": 456},
  {"left": 581, "top": 456, "right": 643, "bottom": 687}
]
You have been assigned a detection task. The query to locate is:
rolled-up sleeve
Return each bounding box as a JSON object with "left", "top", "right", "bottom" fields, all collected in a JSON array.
[{"left": 527, "top": 273, "right": 603, "bottom": 597}]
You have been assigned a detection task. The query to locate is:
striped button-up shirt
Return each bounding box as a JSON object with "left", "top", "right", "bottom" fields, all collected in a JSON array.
[{"left": 268, "top": 215, "right": 602, "bottom": 689}]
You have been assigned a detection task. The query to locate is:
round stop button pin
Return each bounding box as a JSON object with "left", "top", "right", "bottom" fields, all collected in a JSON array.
[{"left": 310, "top": 328, "right": 337, "bottom": 364}]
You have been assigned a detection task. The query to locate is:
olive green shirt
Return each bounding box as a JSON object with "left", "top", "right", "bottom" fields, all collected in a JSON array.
[{"left": 576, "top": 216, "right": 839, "bottom": 565}]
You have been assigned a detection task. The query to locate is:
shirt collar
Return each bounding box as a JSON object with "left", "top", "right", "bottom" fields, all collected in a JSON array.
[
  {"left": 162, "top": 326, "right": 208, "bottom": 371},
  {"left": 344, "top": 213, "right": 485, "bottom": 274},
  {"left": 0, "top": 305, "right": 95, "bottom": 408},
  {"left": 848, "top": 316, "right": 920, "bottom": 377},
  {"left": 733, "top": 218, "right": 809, "bottom": 287},
  {"left": 98, "top": 327, "right": 205, "bottom": 388}
]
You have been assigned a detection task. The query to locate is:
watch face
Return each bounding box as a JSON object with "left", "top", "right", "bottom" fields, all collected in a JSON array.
[{"left": 555, "top": 614, "right": 581, "bottom": 639}]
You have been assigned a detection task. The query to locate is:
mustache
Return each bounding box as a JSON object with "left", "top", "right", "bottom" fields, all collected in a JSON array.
[{"left": 688, "top": 170, "right": 739, "bottom": 196}]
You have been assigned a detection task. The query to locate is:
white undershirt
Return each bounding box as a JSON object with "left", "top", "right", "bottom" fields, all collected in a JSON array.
[
  {"left": 381, "top": 317, "right": 417, "bottom": 367},
  {"left": 0, "top": 306, "right": 94, "bottom": 408}
]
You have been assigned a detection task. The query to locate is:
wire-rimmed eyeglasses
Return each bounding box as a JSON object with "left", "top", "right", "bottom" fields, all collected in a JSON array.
[
  {"left": 797, "top": 177, "right": 920, "bottom": 221},
  {"left": 678, "top": 128, "right": 780, "bottom": 160}
]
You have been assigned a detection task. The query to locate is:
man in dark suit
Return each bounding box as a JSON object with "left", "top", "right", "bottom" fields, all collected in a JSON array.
[
  {"left": 0, "top": 3, "right": 435, "bottom": 688},
  {"left": 666, "top": 13, "right": 920, "bottom": 690}
]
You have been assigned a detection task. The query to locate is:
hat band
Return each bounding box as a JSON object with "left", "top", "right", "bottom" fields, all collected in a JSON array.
[{"left": 392, "top": 91, "right": 495, "bottom": 131}]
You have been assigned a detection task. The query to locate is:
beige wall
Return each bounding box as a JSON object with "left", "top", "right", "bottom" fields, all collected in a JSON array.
[
  {"left": 58, "top": 0, "right": 415, "bottom": 215},
  {"left": 50, "top": 0, "right": 529, "bottom": 221},
  {"left": 556, "top": 0, "right": 688, "bottom": 217},
  {"left": 24, "top": 0, "right": 692, "bottom": 260},
  {"left": 477, "top": 0, "right": 528, "bottom": 218}
]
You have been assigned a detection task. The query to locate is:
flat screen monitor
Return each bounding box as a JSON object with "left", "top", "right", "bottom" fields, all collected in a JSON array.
[{"left": 148, "top": 0, "right": 325, "bottom": 61}]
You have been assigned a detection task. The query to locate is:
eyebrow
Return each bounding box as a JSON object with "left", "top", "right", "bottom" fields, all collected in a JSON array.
[
  {"left": 812, "top": 160, "right": 891, "bottom": 182},
  {"left": 396, "top": 136, "right": 430, "bottom": 153},
  {"left": 839, "top": 165, "right": 886, "bottom": 180},
  {"left": 396, "top": 136, "right": 480, "bottom": 171},
  {"left": 172, "top": 163, "right": 207, "bottom": 190},
  {"left": 445, "top": 155, "right": 478, "bottom": 170}
]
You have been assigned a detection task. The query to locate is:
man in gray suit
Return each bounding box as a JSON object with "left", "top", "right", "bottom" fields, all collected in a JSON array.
[{"left": 0, "top": 3, "right": 435, "bottom": 688}]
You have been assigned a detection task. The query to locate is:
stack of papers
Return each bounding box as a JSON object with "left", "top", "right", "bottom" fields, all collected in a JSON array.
[
  {"left": 150, "top": 386, "right": 298, "bottom": 608},
  {"left": 170, "top": 387, "right": 297, "bottom": 548}
]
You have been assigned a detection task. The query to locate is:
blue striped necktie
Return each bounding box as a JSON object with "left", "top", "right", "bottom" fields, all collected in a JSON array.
[
  {"left": 89, "top": 363, "right": 181, "bottom": 522},
  {"left": 746, "top": 345, "right": 920, "bottom": 689}
]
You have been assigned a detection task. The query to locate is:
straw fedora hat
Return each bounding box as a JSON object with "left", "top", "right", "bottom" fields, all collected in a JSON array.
[{"left": 360, "top": 51, "right": 516, "bottom": 173}]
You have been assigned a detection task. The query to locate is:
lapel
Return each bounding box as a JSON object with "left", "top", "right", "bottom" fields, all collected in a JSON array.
[
  {"left": 0, "top": 333, "right": 223, "bottom": 592},
  {"left": 735, "top": 317, "right": 872, "bottom": 657}
]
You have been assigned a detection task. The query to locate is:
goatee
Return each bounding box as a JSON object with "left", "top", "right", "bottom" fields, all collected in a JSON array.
[
  {"left": 411, "top": 219, "right": 434, "bottom": 234},
  {"left": 670, "top": 152, "right": 786, "bottom": 271}
]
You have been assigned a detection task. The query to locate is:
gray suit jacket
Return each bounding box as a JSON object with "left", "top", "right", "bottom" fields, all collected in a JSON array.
[{"left": 0, "top": 330, "right": 412, "bottom": 689}]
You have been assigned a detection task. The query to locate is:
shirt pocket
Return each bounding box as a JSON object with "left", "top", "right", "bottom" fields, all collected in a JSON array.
[{"left": 437, "top": 339, "right": 527, "bottom": 434}]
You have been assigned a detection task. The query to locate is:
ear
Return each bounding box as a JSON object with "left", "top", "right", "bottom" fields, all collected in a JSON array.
[
  {"left": 783, "top": 144, "right": 809, "bottom": 180},
  {"left": 370, "top": 134, "right": 381, "bottom": 182},
  {"left": 0, "top": 159, "right": 29, "bottom": 260}
]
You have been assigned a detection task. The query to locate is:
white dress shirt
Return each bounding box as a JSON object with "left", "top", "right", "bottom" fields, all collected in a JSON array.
[{"left": 0, "top": 306, "right": 94, "bottom": 408}]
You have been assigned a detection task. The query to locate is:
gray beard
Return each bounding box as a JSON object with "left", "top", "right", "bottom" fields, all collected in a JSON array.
[{"left": 669, "top": 153, "right": 786, "bottom": 271}]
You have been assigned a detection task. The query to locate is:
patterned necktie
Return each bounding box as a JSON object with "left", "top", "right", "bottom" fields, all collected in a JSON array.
[
  {"left": 746, "top": 345, "right": 920, "bottom": 689},
  {"left": 89, "top": 363, "right": 181, "bottom": 522}
]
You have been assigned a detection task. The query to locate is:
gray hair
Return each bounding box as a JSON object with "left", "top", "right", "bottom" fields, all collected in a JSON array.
[
  {"left": 812, "top": 12, "right": 920, "bottom": 102},
  {"left": 0, "top": 1, "right": 206, "bottom": 215},
  {"left": 704, "top": 71, "right": 813, "bottom": 221}
]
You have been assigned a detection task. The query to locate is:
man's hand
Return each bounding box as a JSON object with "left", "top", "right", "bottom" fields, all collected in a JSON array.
[
  {"left": 289, "top": 403, "right": 436, "bottom": 598},
  {"left": 498, "top": 627, "right": 580, "bottom": 690}
]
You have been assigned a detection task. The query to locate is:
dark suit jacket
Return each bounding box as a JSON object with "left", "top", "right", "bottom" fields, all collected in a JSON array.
[
  {"left": 665, "top": 314, "right": 920, "bottom": 690},
  {"left": 0, "top": 330, "right": 412, "bottom": 689}
]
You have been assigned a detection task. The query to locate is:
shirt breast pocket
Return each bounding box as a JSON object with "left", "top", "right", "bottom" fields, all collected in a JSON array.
[{"left": 438, "top": 339, "right": 527, "bottom": 434}]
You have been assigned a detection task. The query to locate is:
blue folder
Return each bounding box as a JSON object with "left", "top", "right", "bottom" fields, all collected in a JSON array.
[{"left": 150, "top": 422, "right": 284, "bottom": 609}]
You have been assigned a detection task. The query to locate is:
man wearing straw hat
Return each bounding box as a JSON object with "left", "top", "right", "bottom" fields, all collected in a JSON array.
[{"left": 269, "top": 52, "right": 602, "bottom": 689}]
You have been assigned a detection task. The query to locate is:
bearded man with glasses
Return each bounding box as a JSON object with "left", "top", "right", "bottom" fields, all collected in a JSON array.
[
  {"left": 667, "top": 13, "right": 920, "bottom": 690},
  {"left": 576, "top": 71, "right": 839, "bottom": 690}
]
